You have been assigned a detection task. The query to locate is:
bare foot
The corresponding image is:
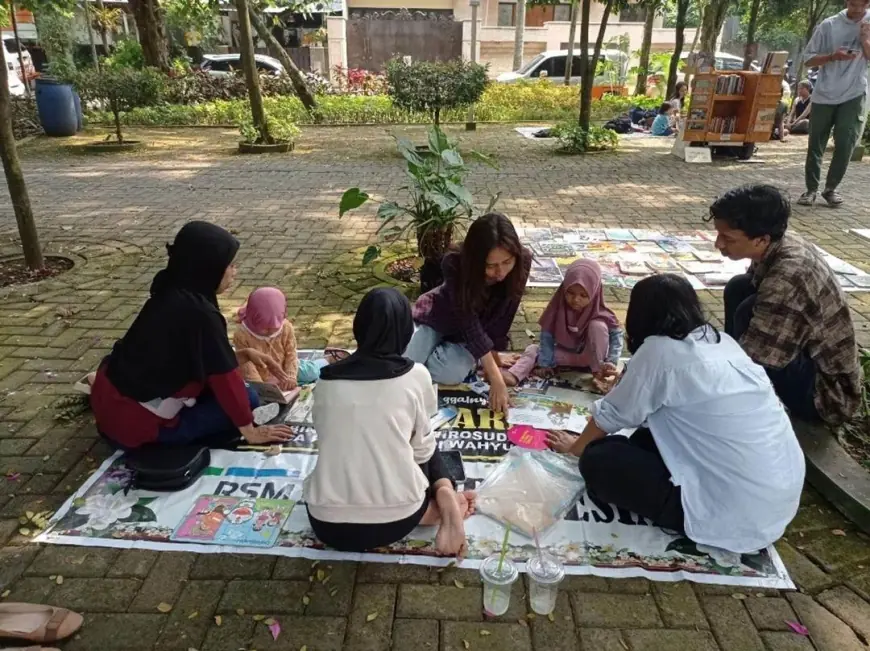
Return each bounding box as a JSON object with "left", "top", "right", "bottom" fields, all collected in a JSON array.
[
  {"left": 435, "top": 514, "right": 467, "bottom": 558},
  {"left": 500, "top": 369, "right": 519, "bottom": 388}
]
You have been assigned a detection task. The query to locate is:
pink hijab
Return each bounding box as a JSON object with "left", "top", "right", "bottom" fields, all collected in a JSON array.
[
  {"left": 538, "top": 259, "right": 619, "bottom": 349},
  {"left": 237, "top": 287, "right": 286, "bottom": 336}
]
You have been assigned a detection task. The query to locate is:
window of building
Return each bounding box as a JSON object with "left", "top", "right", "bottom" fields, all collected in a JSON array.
[
  {"left": 619, "top": 4, "right": 648, "bottom": 22},
  {"left": 498, "top": 2, "right": 515, "bottom": 26}
]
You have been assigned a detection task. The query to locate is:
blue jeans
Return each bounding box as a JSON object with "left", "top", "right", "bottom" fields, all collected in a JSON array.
[
  {"left": 724, "top": 273, "right": 820, "bottom": 422},
  {"left": 158, "top": 385, "right": 260, "bottom": 446},
  {"left": 405, "top": 324, "right": 477, "bottom": 384}
]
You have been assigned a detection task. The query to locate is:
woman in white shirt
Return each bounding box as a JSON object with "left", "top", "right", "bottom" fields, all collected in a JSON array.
[
  {"left": 304, "top": 288, "right": 474, "bottom": 557},
  {"left": 548, "top": 274, "right": 804, "bottom": 553}
]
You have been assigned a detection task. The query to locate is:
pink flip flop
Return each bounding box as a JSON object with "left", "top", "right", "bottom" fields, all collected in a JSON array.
[{"left": 0, "top": 603, "right": 83, "bottom": 644}]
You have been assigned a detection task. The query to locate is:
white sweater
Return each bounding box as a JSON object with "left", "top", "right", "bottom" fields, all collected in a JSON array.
[{"left": 303, "top": 363, "right": 438, "bottom": 524}]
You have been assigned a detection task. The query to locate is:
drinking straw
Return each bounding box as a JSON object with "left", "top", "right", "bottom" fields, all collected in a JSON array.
[
  {"left": 496, "top": 523, "right": 511, "bottom": 573},
  {"left": 532, "top": 527, "right": 544, "bottom": 565}
]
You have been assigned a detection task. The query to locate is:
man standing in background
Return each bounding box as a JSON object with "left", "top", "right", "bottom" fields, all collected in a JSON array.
[{"left": 798, "top": 0, "right": 870, "bottom": 208}]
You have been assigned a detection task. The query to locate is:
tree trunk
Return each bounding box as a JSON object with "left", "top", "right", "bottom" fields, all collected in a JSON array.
[
  {"left": 577, "top": 0, "right": 591, "bottom": 132},
  {"left": 0, "top": 41, "right": 42, "bottom": 270},
  {"left": 634, "top": 5, "right": 655, "bottom": 96},
  {"left": 698, "top": 0, "right": 729, "bottom": 54},
  {"left": 247, "top": 5, "right": 317, "bottom": 114},
  {"left": 512, "top": 0, "right": 526, "bottom": 71},
  {"left": 95, "top": 0, "right": 110, "bottom": 52},
  {"left": 665, "top": 0, "right": 688, "bottom": 98},
  {"left": 683, "top": 9, "right": 702, "bottom": 89},
  {"left": 128, "top": 0, "right": 169, "bottom": 71},
  {"left": 235, "top": 0, "right": 271, "bottom": 144},
  {"left": 588, "top": 0, "right": 612, "bottom": 92},
  {"left": 564, "top": 0, "right": 578, "bottom": 85},
  {"left": 742, "top": 0, "right": 761, "bottom": 70},
  {"left": 82, "top": 0, "right": 100, "bottom": 69},
  {"left": 112, "top": 104, "right": 123, "bottom": 144}
]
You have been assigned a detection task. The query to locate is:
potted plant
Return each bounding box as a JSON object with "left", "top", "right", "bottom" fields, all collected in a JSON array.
[
  {"left": 238, "top": 113, "right": 299, "bottom": 154},
  {"left": 385, "top": 58, "right": 488, "bottom": 140},
  {"left": 339, "top": 125, "right": 498, "bottom": 291},
  {"left": 72, "top": 65, "right": 163, "bottom": 151}
]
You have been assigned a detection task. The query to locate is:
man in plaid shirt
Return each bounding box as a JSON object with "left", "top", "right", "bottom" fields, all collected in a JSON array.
[{"left": 708, "top": 184, "right": 861, "bottom": 425}]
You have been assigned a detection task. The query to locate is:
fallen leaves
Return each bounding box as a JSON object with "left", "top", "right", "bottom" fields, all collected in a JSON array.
[
  {"left": 268, "top": 619, "right": 281, "bottom": 641},
  {"left": 214, "top": 615, "right": 222, "bottom": 626},
  {"left": 731, "top": 593, "right": 747, "bottom": 600},
  {"left": 786, "top": 621, "right": 810, "bottom": 636},
  {"left": 302, "top": 595, "right": 310, "bottom": 606},
  {"left": 479, "top": 629, "right": 491, "bottom": 636},
  {"left": 453, "top": 579, "right": 465, "bottom": 589},
  {"left": 462, "top": 640, "right": 470, "bottom": 649},
  {"left": 187, "top": 611, "right": 199, "bottom": 620},
  {"left": 547, "top": 612, "right": 555, "bottom": 622},
  {"left": 157, "top": 602, "right": 173, "bottom": 613},
  {"left": 316, "top": 569, "right": 325, "bottom": 582},
  {"left": 831, "top": 529, "right": 847, "bottom": 537},
  {"left": 366, "top": 612, "right": 379, "bottom": 622},
  {"left": 236, "top": 608, "right": 246, "bottom": 616},
  {"left": 0, "top": 589, "right": 9, "bottom": 598},
  {"left": 55, "top": 576, "right": 63, "bottom": 585}
]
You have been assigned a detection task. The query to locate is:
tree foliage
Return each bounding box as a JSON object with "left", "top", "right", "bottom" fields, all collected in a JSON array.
[
  {"left": 74, "top": 65, "right": 164, "bottom": 142},
  {"left": 385, "top": 58, "right": 488, "bottom": 126}
]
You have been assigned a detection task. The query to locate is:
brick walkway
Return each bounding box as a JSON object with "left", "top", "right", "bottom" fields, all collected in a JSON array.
[{"left": 0, "top": 126, "right": 868, "bottom": 650}]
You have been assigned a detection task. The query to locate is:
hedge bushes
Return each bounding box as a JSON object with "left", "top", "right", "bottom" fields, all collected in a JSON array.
[{"left": 84, "top": 80, "right": 662, "bottom": 128}]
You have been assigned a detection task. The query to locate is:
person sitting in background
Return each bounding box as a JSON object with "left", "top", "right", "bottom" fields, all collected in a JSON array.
[
  {"left": 651, "top": 103, "right": 676, "bottom": 136},
  {"left": 785, "top": 81, "right": 813, "bottom": 135},
  {"left": 669, "top": 81, "right": 688, "bottom": 110}
]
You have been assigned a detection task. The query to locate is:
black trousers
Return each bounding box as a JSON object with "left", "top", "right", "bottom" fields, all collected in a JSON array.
[
  {"left": 307, "top": 448, "right": 453, "bottom": 552},
  {"left": 580, "top": 428, "right": 685, "bottom": 533},
  {"left": 724, "top": 273, "right": 820, "bottom": 422}
]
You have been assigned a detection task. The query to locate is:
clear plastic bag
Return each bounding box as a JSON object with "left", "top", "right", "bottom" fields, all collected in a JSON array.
[{"left": 475, "top": 448, "right": 586, "bottom": 539}]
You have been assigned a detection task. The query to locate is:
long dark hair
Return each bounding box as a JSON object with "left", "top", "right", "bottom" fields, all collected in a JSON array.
[
  {"left": 457, "top": 213, "right": 528, "bottom": 315},
  {"left": 624, "top": 274, "right": 719, "bottom": 354}
]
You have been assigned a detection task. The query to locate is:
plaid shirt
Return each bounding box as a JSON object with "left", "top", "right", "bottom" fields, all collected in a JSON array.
[
  {"left": 743, "top": 233, "right": 861, "bottom": 425},
  {"left": 412, "top": 251, "right": 531, "bottom": 360}
]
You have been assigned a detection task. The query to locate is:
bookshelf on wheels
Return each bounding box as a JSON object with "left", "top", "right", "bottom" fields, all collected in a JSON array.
[{"left": 681, "top": 70, "right": 782, "bottom": 160}]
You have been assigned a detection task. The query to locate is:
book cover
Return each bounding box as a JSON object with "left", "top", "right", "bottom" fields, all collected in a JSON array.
[
  {"left": 248, "top": 382, "right": 300, "bottom": 405},
  {"left": 171, "top": 495, "right": 295, "bottom": 547},
  {"left": 604, "top": 229, "right": 636, "bottom": 242},
  {"left": 528, "top": 257, "right": 563, "bottom": 286}
]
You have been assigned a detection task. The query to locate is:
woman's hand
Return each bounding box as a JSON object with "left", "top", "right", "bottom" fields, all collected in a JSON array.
[
  {"left": 243, "top": 424, "right": 294, "bottom": 445},
  {"left": 593, "top": 363, "right": 620, "bottom": 395},
  {"left": 489, "top": 380, "right": 511, "bottom": 415},
  {"left": 546, "top": 430, "right": 578, "bottom": 454},
  {"left": 277, "top": 376, "right": 297, "bottom": 393},
  {"left": 497, "top": 352, "right": 521, "bottom": 368}
]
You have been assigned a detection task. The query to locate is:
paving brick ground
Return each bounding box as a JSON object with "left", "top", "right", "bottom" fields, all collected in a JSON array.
[{"left": 0, "top": 126, "right": 869, "bottom": 650}]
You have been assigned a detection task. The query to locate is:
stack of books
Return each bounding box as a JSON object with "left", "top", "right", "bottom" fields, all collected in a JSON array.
[
  {"left": 715, "top": 75, "right": 745, "bottom": 95},
  {"left": 709, "top": 116, "right": 738, "bottom": 134},
  {"left": 762, "top": 51, "right": 788, "bottom": 75}
]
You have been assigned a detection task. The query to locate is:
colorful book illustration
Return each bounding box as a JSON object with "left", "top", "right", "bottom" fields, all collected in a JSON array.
[
  {"left": 528, "top": 257, "right": 563, "bottom": 286},
  {"left": 672, "top": 231, "right": 707, "bottom": 243},
  {"left": 657, "top": 238, "right": 696, "bottom": 254},
  {"left": 679, "top": 261, "right": 725, "bottom": 275},
  {"left": 534, "top": 242, "right": 577, "bottom": 258},
  {"left": 632, "top": 242, "right": 668, "bottom": 254},
  {"left": 605, "top": 229, "right": 636, "bottom": 242},
  {"left": 618, "top": 259, "right": 650, "bottom": 275},
  {"left": 646, "top": 254, "right": 681, "bottom": 272},
  {"left": 284, "top": 384, "right": 315, "bottom": 425},
  {"left": 629, "top": 229, "right": 667, "bottom": 242},
  {"left": 523, "top": 228, "right": 553, "bottom": 241},
  {"left": 171, "top": 495, "right": 295, "bottom": 548},
  {"left": 693, "top": 249, "right": 722, "bottom": 262}
]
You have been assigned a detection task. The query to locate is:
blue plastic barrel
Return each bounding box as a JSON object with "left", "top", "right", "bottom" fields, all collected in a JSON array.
[
  {"left": 35, "top": 78, "right": 78, "bottom": 137},
  {"left": 73, "top": 91, "right": 83, "bottom": 132}
]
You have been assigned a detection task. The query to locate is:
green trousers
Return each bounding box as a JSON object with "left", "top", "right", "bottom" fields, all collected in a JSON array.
[{"left": 805, "top": 94, "right": 866, "bottom": 193}]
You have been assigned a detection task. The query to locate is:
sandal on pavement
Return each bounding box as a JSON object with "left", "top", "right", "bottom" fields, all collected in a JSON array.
[
  {"left": 0, "top": 603, "right": 83, "bottom": 644},
  {"left": 324, "top": 347, "right": 351, "bottom": 363}
]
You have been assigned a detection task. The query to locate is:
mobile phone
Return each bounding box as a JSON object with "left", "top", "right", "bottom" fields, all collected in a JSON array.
[{"left": 440, "top": 449, "right": 466, "bottom": 482}]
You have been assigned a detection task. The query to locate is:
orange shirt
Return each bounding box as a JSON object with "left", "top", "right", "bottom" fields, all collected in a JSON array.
[{"left": 232, "top": 319, "right": 299, "bottom": 389}]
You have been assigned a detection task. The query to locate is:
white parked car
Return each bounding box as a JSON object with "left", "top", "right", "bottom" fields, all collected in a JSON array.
[
  {"left": 200, "top": 53, "right": 285, "bottom": 77},
  {"left": 3, "top": 38, "right": 35, "bottom": 82},
  {"left": 496, "top": 48, "right": 629, "bottom": 88}
]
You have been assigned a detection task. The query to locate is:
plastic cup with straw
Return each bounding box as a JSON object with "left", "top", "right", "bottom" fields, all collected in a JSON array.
[
  {"left": 527, "top": 526, "right": 565, "bottom": 615},
  {"left": 479, "top": 524, "right": 518, "bottom": 617}
]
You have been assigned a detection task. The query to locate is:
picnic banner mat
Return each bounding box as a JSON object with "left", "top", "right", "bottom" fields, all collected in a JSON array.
[
  {"left": 36, "top": 384, "right": 794, "bottom": 589},
  {"left": 520, "top": 227, "right": 870, "bottom": 291}
]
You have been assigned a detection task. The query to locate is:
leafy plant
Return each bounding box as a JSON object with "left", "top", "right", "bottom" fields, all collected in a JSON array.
[
  {"left": 338, "top": 126, "right": 498, "bottom": 265},
  {"left": 73, "top": 66, "right": 164, "bottom": 143},
  {"left": 238, "top": 111, "right": 299, "bottom": 144},
  {"left": 104, "top": 38, "right": 146, "bottom": 70},
  {"left": 385, "top": 58, "right": 488, "bottom": 126},
  {"left": 554, "top": 122, "right": 619, "bottom": 154},
  {"left": 332, "top": 66, "right": 387, "bottom": 95}
]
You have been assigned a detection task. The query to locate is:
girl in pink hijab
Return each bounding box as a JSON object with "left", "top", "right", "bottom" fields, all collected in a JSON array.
[
  {"left": 233, "top": 287, "right": 327, "bottom": 390},
  {"left": 504, "top": 259, "right": 624, "bottom": 386}
]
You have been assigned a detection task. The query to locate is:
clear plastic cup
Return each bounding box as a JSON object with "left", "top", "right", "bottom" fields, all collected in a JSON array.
[
  {"left": 479, "top": 554, "right": 518, "bottom": 617},
  {"left": 527, "top": 553, "right": 565, "bottom": 615}
]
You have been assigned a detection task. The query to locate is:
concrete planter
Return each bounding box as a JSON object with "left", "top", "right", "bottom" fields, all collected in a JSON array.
[{"left": 238, "top": 141, "right": 294, "bottom": 154}]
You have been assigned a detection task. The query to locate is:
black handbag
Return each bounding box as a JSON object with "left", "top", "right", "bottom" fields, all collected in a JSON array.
[{"left": 123, "top": 444, "right": 210, "bottom": 492}]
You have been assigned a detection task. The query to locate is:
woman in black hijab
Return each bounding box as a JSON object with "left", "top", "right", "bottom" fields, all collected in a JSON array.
[
  {"left": 304, "top": 288, "right": 474, "bottom": 558},
  {"left": 90, "top": 221, "right": 293, "bottom": 449}
]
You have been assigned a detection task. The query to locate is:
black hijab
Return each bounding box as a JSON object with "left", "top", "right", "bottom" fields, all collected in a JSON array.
[
  {"left": 105, "top": 221, "right": 240, "bottom": 401},
  {"left": 320, "top": 287, "right": 415, "bottom": 381}
]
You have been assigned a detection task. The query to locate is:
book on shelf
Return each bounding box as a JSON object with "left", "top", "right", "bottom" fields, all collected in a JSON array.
[
  {"left": 762, "top": 51, "right": 788, "bottom": 75},
  {"left": 709, "top": 116, "right": 738, "bottom": 134},
  {"left": 715, "top": 74, "right": 745, "bottom": 95}
]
